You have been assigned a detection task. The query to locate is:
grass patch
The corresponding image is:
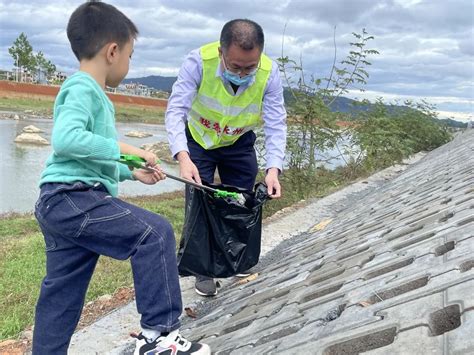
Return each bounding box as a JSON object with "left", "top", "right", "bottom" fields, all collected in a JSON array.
[
  {"left": 0, "top": 96, "right": 54, "bottom": 116},
  {"left": 261, "top": 167, "right": 355, "bottom": 218},
  {"left": 114, "top": 104, "right": 165, "bottom": 124},
  {"left": 0, "top": 168, "right": 357, "bottom": 340},
  {"left": 0, "top": 96, "right": 165, "bottom": 124},
  {"left": 125, "top": 191, "right": 186, "bottom": 236},
  {"left": 0, "top": 214, "right": 41, "bottom": 240},
  {"left": 0, "top": 234, "right": 46, "bottom": 339},
  {"left": 0, "top": 191, "right": 186, "bottom": 340}
]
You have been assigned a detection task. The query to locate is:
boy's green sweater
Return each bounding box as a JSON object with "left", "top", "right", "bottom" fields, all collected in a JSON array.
[{"left": 40, "top": 71, "right": 132, "bottom": 196}]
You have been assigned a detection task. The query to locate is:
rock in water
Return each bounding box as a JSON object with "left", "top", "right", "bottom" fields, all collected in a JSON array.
[
  {"left": 22, "top": 125, "right": 43, "bottom": 133},
  {"left": 125, "top": 131, "right": 153, "bottom": 138},
  {"left": 14, "top": 133, "right": 49, "bottom": 145},
  {"left": 141, "top": 142, "right": 176, "bottom": 164}
]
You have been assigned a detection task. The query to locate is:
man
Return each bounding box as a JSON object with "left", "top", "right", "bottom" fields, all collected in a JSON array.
[{"left": 165, "top": 19, "right": 287, "bottom": 296}]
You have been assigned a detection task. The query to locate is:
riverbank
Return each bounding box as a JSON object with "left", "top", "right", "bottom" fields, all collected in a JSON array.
[
  {"left": 1, "top": 117, "right": 180, "bottom": 214},
  {"left": 0, "top": 83, "right": 456, "bottom": 347},
  {"left": 0, "top": 149, "right": 431, "bottom": 353},
  {"left": 0, "top": 164, "right": 362, "bottom": 343},
  {"left": 0, "top": 80, "right": 167, "bottom": 107},
  {"left": 0, "top": 93, "right": 165, "bottom": 124}
]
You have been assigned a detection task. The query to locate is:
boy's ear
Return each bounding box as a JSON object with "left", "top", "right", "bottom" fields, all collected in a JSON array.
[{"left": 105, "top": 43, "right": 119, "bottom": 64}]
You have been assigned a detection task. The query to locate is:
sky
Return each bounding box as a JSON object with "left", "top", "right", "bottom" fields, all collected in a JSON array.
[{"left": 0, "top": 0, "right": 473, "bottom": 122}]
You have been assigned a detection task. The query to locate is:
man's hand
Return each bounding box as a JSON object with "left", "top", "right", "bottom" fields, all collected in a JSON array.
[
  {"left": 177, "top": 151, "right": 202, "bottom": 184},
  {"left": 133, "top": 166, "right": 165, "bottom": 185},
  {"left": 265, "top": 168, "right": 281, "bottom": 198}
]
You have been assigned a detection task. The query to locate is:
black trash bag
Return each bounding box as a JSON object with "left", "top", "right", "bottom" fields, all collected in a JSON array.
[{"left": 177, "top": 182, "right": 269, "bottom": 278}]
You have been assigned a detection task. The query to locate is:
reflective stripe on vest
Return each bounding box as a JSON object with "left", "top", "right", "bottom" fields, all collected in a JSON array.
[{"left": 188, "top": 41, "right": 272, "bottom": 149}]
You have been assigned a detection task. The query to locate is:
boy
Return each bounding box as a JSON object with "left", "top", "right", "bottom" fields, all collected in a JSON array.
[{"left": 33, "top": 2, "right": 210, "bottom": 354}]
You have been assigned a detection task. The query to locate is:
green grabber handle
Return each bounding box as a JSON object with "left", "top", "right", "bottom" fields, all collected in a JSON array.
[
  {"left": 118, "top": 154, "right": 240, "bottom": 200},
  {"left": 119, "top": 154, "right": 148, "bottom": 170}
]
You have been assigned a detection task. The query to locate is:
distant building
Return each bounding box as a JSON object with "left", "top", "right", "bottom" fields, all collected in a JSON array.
[
  {"left": 0, "top": 68, "right": 65, "bottom": 84},
  {"left": 49, "top": 71, "right": 67, "bottom": 84},
  {"left": 0, "top": 69, "right": 13, "bottom": 80},
  {"left": 11, "top": 67, "right": 34, "bottom": 82},
  {"left": 151, "top": 90, "right": 170, "bottom": 99},
  {"left": 467, "top": 121, "right": 473, "bottom": 129},
  {"left": 115, "top": 82, "right": 165, "bottom": 98},
  {"left": 36, "top": 69, "right": 48, "bottom": 84}
]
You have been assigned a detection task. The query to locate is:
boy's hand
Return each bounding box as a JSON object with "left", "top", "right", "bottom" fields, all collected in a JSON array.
[
  {"left": 140, "top": 150, "right": 158, "bottom": 167},
  {"left": 133, "top": 166, "right": 165, "bottom": 185},
  {"left": 118, "top": 142, "right": 158, "bottom": 167}
]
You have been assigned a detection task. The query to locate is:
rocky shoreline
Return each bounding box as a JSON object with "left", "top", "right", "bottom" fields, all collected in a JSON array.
[
  {"left": 0, "top": 110, "right": 51, "bottom": 121},
  {"left": 2, "top": 111, "right": 177, "bottom": 162}
]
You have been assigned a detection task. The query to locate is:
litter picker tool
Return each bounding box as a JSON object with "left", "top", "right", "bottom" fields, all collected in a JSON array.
[{"left": 119, "top": 154, "right": 246, "bottom": 203}]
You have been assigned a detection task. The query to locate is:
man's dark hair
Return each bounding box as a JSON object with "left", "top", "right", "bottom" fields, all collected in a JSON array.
[
  {"left": 220, "top": 19, "right": 264, "bottom": 52},
  {"left": 67, "top": 1, "right": 138, "bottom": 60}
]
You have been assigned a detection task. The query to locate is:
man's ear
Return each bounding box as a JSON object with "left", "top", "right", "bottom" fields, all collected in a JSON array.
[{"left": 105, "top": 43, "right": 119, "bottom": 64}]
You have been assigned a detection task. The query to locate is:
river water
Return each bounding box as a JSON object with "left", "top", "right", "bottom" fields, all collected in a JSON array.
[
  {"left": 0, "top": 117, "right": 182, "bottom": 214},
  {"left": 0, "top": 117, "right": 352, "bottom": 214}
]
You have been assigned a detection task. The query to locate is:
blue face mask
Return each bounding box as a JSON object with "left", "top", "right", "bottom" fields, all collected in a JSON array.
[
  {"left": 222, "top": 70, "right": 256, "bottom": 86},
  {"left": 221, "top": 54, "right": 258, "bottom": 86}
]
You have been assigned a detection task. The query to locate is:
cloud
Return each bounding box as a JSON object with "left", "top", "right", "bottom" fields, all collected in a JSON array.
[{"left": 0, "top": 0, "right": 472, "bottom": 119}]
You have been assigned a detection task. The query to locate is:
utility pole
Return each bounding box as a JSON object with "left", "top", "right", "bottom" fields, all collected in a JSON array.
[{"left": 15, "top": 53, "right": 18, "bottom": 82}]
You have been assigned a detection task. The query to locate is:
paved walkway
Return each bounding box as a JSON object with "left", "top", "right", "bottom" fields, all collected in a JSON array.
[{"left": 70, "top": 130, "right": 474, "bottom": 354}]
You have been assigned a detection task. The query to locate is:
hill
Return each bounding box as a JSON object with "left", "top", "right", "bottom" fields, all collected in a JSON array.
[
  {"left": 122, "top": 75, "right": 176, "bottom": 92},
  {"left": 122, "top": 75, "right": 371, "bottom": 113},
  {"left": 123, "top": 75, "right": 466, "bottom": 128}
]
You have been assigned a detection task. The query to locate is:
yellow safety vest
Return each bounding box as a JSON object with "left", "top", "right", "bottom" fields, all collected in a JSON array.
[{"left": 188, "top": 41, "right": 272, "bottom": 149}]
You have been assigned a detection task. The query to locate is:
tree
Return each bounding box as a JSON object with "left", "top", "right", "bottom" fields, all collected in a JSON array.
[
  {"left": 8, "top": 33, "right": 58, "bottom": 83},
  {"left": 8, "top": 33, "right": 36, "bottom": 79},
  {"left": 277, "top": 29, "right": 379, "bottom": 172},
  {"left": 35, "top": 51, "right": 56, "bottom": 81},
  {"left": 275, "top": 27, "right": 449, "bottom": 184},
  {"left": 351, "top": 99, "right": 451, "bottom": 172}
]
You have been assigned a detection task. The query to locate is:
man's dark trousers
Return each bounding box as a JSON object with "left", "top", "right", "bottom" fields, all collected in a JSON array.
[{"left": 185, "top": 128, "right": 258, "bottom": 190}]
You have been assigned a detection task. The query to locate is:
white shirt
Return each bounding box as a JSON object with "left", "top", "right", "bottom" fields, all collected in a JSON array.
[{"left": 165, "top": 48, "right": 287, "bottom": 171}]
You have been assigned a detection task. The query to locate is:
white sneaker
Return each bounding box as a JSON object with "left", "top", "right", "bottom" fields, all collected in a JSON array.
[{"left": 133, "top": 329, "right": 211, "bottom": 355}]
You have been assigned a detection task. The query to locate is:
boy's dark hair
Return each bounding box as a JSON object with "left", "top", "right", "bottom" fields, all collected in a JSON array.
[
  {"left": 220, "top": 19, "right": 264, "bottom": 52},
  {"left": 67, "top": 1, "right": 138, "bottom": 61}
]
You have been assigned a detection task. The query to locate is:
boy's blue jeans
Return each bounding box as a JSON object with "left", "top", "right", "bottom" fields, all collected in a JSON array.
[{"left": 32, "top": 182, "right": 182, "bottom": 355}]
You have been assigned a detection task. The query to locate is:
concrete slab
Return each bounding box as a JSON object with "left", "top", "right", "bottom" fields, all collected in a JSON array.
[{"left": 68, "top": 131, "right": 474, "bottom": 354}]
